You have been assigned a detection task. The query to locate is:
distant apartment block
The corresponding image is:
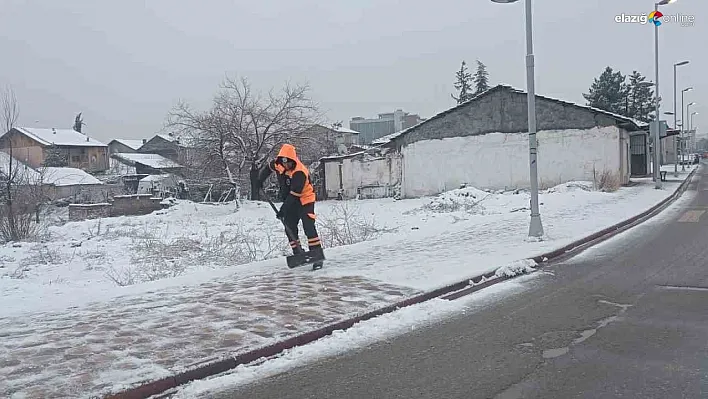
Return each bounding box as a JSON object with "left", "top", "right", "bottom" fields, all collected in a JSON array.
[{"left": 349, "top": 109, "right": 425, "bottom": 144}]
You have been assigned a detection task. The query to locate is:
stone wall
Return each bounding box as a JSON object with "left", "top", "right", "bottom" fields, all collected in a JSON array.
[
  {"left": 111, "top": 194, "right": 162, "bottom": 216},
  {"left": 68, "top": 203, "right": 111, "bottom": 221},
  {"left": 68, "top": 194, "right": 162, "bottom": 221}
]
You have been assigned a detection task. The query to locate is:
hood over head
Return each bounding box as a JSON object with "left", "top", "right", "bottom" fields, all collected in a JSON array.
[{"left": 276, "top": 143, "right": 299, "bottom": 162}]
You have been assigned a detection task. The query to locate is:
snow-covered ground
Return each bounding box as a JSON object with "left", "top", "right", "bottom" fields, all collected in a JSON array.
[
  {"left": 172, "top": 177, "right": 702, "bottom": 398},
  {"left": 0, "top": 167, "right": 696, "bottom": 398},
  {"left": 1, "top": 171, "right": 693, "bottom": 317},
  {"left": 171, "top": 272, "right": 544, "bottom": 399}
]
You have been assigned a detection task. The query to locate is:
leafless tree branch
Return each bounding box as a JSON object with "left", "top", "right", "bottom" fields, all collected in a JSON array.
[
  {"left": 164, "top": 74, "right": 324, "bottom": 199},
  {"left": 0, "top": 87, "right": 48, "bottom": 242}
]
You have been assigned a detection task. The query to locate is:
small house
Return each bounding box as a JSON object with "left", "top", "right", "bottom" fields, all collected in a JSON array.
[
  {"left": 108, "top": 139, "right": 147, "bottom": 154},
  {"left": 0, "top": 127, "right": 109, "bottom": 172},
  {"left": 40, "top": 167, "right": 106, "bottom": 202},
  {"left": 138, "top": 134, "right": 182, "bottom": 162}
]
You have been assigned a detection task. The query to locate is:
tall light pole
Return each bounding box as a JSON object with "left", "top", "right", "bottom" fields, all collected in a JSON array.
[
  {"left": 687, "top": 102, "right": 696, "bottom": 154},
  {"left": 691, "top": 111, "right": 699, "bottom": 154},
  {"left": 681, "top": 87, "right": 693, "bottom": 169},
  {"left": 491, "top": 0, "right": 543, "bottom": 237},
  {"left": 653, "top": 0, "right": 679, "bottom": 188},
  {"left": 673, "top": 60, "right": 689, "bottom": 176}
]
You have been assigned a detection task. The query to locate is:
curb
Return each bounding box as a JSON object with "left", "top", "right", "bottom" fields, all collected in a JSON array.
[{"left": 104, "top": 167, "right": 698, "bottom": 399}]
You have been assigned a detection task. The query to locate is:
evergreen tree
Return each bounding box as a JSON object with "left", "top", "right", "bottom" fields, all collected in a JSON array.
[
  {"left": 42, "top": 144, "right": 68, "bottom": 167},
  {"left": 74, "top": 113, "right": 85, "bottom": 132},
  {"left": 626, "top": 71, "right": 655, "bottom": 122},
  {"left": 451, "top": 61, "right": 473, "bottom": 105},
  {"left": 583, "top": 66, "right": 627, "bottom": 115},
  {"left": 473, "top": 60, "right": 490, "bottom": 95}
]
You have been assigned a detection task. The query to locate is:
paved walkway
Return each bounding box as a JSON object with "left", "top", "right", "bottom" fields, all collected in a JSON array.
[{"left": 0, "top": 273, "right": 418, "bottom": 398}]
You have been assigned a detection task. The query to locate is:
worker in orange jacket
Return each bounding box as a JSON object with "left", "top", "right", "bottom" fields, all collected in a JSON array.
[{"left": 257, "top": 144, "right": 324, "bottom": 265}]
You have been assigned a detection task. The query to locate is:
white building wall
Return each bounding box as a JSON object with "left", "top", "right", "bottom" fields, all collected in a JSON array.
[
  {"left": 401, "top": 126, "right": 622, "bottom": 198},
  {"left": 323, "top": 154, "right": 402, "bottom": 199}
]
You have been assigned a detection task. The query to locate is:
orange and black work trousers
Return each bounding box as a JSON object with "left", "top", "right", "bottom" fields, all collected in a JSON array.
[{"left": 283, "top": 202, "right": 321, "bottom": 253}]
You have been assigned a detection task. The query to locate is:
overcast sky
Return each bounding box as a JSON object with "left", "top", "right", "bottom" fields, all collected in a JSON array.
[{"left": 0, "top": 0, "right": 705, "bottom": 142}]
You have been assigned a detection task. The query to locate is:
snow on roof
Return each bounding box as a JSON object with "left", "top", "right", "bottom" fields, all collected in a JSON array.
[
  {"left": 111, "top": 139, "right": 145, "bottom": 150},
  {"left": 144, "top": 133, "right": 199, "bottom": 148},
  {"left": 334, "top": 126, "right": 360, "bottom": 134},
  {"left": 140, "top": 174, "right": 174, "bottom": 182},
  {"left": 111, "top": 152, "right": 183, "bottom": 169},
  {"left": 0, "top": 151, "right": 42, "bottom": 182},
  {"left": 371, "top": 84, "right": 649, "bottom": 145},
  {"left": 14, "top": 127, "right": 107, "bottom": 147},
  {"left": 156, "top": 134, "right": 178, "bottom": 142},
  {"left": 371, "top": 131, "right": 409, "bottom": 145},
  {"left": 319, "top": 145, "right": 392, "bottom": 161},
  {"left": 40, "top": 167, "right": 103, "bottom": 186}
]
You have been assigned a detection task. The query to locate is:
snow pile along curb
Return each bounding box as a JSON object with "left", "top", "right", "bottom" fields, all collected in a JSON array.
[{"left": 104, "top": 168, "right": 698, "bottom": 399}]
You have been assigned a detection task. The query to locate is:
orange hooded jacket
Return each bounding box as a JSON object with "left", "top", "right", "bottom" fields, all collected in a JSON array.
[{"left": 273, "top": 144, "right": 316, "bottom": 205}]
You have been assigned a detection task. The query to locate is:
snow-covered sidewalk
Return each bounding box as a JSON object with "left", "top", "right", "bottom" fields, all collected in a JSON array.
[
  {"left": 1, "top": 274, "right": 417, "bottom": 398},
  {"left": 0, "top": 167, "right": 696, "bottom": 398}
]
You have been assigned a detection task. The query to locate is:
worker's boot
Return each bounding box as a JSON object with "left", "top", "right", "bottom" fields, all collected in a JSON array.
[{"left": 308, "top": 246, "right": 325, "bottom": 270}]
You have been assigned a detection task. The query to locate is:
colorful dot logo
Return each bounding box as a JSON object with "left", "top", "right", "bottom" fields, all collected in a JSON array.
[{"left": 649, "top": 11, "right": 664, "bottom": 26}]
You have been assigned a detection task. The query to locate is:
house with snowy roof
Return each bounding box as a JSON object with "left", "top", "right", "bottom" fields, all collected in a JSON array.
[
  {"left": 40, "top": 166, "right": 106, "bottom": 202},
  {"left": 318, "top": 84, "right": 652, "bottom": 200},
  {"left": 138, "top": 133, "right": 188, "bottom": 163},
  {"left": 107, "top": 138, "right": 147, "bottom": 154},
  {"left": 0, "top": 127, "right": 109, "bottom": 173},
  {"left": 110, "top": 152, "right": 184, "bottom": 175}
]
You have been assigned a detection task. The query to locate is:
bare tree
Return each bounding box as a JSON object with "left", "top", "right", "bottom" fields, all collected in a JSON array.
[
  {"left": 1, "top": 86, "right": 18, "bottom": 135},
  {"left": 0, "top": 86, "right": 20, "bottom": 240},
  {"left": 166, "top": 75, "right": 322, "bottom": 200},
  {"left": 0, "top": 86, "right": 47, "bottom": 242},
  {"left": 293, "top": 123, "right": 340, "bottom": 164}
]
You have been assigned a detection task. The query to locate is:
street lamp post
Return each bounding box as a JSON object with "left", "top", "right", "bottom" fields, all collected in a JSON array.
[
  {"left": 673, "top": 61, "right": 689, "bottom": 176},
  {"left": 653, "top": 0, "right": 679, "bottom": 188},
  {"left": 691, "top": 111, "right": 698, "bottom": 154},
  {"left": 491, "top": 0, "right": 543, "bottom": 237},
  {"left": 681, "top": 87, "right": 693, "bottom": 169},
  {"left": 687, "top": 102, "right": 696, "bottom": 154}
]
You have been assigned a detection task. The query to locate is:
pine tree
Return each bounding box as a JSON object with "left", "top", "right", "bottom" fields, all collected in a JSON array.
[
  {"left": 583, "top": 66, "right": 627, "bottom": 115},
  {"left": 626, "top": 71, "right": 655, "bottom": 122},
  {"left": 74, "top": 113, "right": 85, "bottom": 132},
  {"left": 473, "top": 60, "right": 490, "bottom": 95},
  {"left": 451, "top": 61, "right": 473, "bottom": 105},
  {"left": 42, "top": 144, "right": 68, "bottom": 167}
]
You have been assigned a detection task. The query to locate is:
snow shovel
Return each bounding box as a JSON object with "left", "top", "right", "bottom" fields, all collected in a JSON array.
[{"left": 259, "top": 189, "right": 322, "bottom": 269}]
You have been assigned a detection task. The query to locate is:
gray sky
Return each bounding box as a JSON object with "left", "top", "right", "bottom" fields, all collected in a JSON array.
[{"left": 0, "top": 0, "right": 705, "bottom": 143}]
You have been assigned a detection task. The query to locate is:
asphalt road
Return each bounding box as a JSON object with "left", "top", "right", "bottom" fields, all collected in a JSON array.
[{"left": 208, "top": 166, "right": 708, "bottom": 399}]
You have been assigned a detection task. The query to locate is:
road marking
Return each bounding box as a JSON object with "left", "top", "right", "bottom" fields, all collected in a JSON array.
[
  {"left": 657, "top": 285, "right": 708, "bottom": 292},
  {"left": 677, "top": 210, "right": 705, "bottom": 223}
]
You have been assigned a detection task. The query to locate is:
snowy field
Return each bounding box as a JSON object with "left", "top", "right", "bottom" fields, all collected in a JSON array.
[
  {"left": 1, "top": 170, "right": 694, "bottom": 317},
  {"left": 0, "top": 166, "right": 696, "bottom": 398}
]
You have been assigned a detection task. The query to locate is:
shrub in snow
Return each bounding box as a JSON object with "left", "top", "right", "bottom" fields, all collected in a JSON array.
[
  {"left": 7, "top": 244, "right": 64, "bottom": 279},
  {"left": 104, "top": 220, "right": 289, "bottom": 286},
  {"left": 318, "top": 202, "right": 394, "bottom": 247},
  {"left": 594, "top": 170, "right": 620, "bottom": 192}
]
